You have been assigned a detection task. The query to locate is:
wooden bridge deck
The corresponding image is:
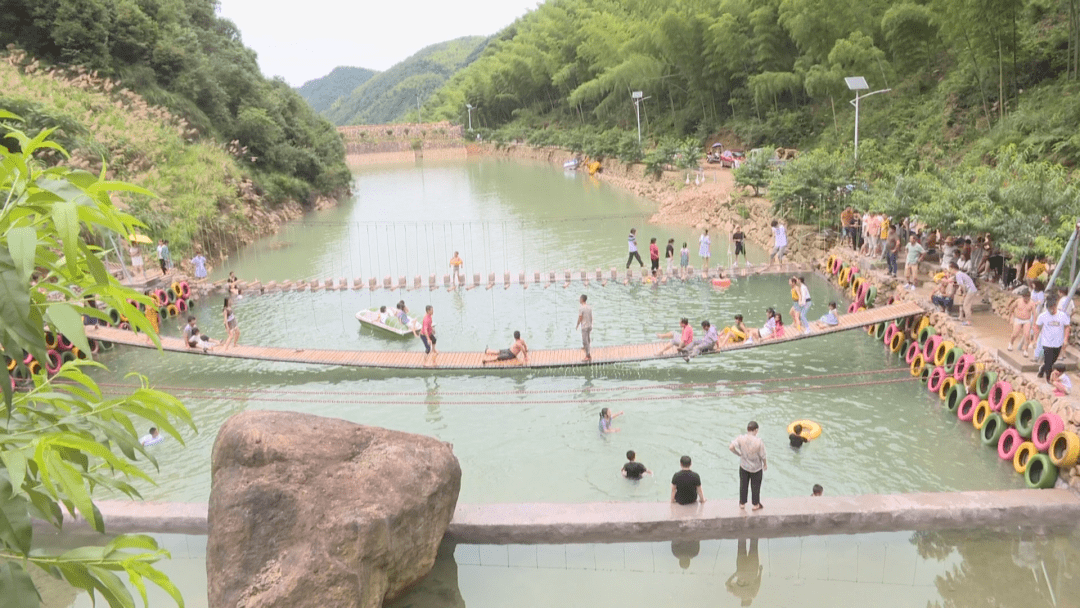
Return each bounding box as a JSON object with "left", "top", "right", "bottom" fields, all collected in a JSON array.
[{"left": 88, "top": 301, "right": 923, "bottom": 370}]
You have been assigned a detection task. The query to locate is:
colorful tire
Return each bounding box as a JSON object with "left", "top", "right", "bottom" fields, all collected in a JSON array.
[
  {"left": 943, "top": 347, "right": 964, "bottom": 373},
  {"left": 910, "top": 354, "right": 927, "bottom": 377},
  {"left": 916, "top": 316, "right": 931, "bottom": 336},
  {"left": 848, "top": 302, "right": 858, "bottom": 314},
  {"left": 884, "top": 323, "right": 897, "bottom": 344},
  {"left": 975, "top": 370, "right": 998, "bottom": 399},
  {"left": 927, "top": 366, "right": 947, "bottom": 393},
  {"left": 88, "top": 338, "right": 100, "bottom": 354},
  {"left": 99, "top": 340, "right": 113, "bottom": 350},
  {"left": 874, "top": 322, "right": 887, "bottom": 340},
  {"left": 1016, "top": 400, "right": 1044, "bottom": 438},
  {"left": 973, "top": 401, "right": 991, "bottom": 430},
  {"left": 919, "top": 365, "right": 932, "bottom": 384},
  {"left": 905, "top": 342, "right": 921, "bottom": 364},
  {"left": 44, "top": 331, "right": 58, "bottom": 349},
  {"left": 980, "top": 413, "right": 1007, "bottom": 447},
  {"left": 998, "top": 428, "right": 1022, "bottom": 461},
  {"left": 939, "top": 376, "right": 957, "bottom": 401},
  {"left": 172, "top": 281, "right": 183, "bottom": 297},
  {"left": 1050, "top": 431, "right": 1080, "bottom": 468},
  {"left": 155, "top": 289, "right": 168, "bottom": 307},
  {"left": 933, "top": 340, "right": 954, "bottom": 367},
  {"left": 917, "top": 325, "right": 937, "bottom": 346},
  {"left": 167, "top": 303, "right": 179, "bottom": 318},
  {"left": 27, "top": 360, "right": 41, "bottom": 375},
  {"left": 1000, "top": 392, "right": 1025, "bottom": 424},
  {"left": 159, "top": 305, "right": 169, "bottom": 319},
  {"left": 944, "top": 380, "right": 965, "bottom": 410},
  {"left": 166, "top": 288, "right": 178, "bottom": 303},
  {"left": 57, "top": 334, "right": 73, "bottom": 351},
  {"left": 108, "top": 308, "right": 122, "bottom": 326},
  {"left": 4, "top": 356, "right": 15, "bottom": 371},
  {"left": 72, "top": 347, "right": 87, "bottom": 360},
  {"left": 1025, "top": 454, "right": 1058, "bottom": 489},
  {"left": 177, "top": 298, "right": 188, "bottom": 313},
  {"left": 60, "top": 350, "right": 76, "bottom": 364},
  {"left": 45, "top": 350, "right": 62, "bottom": 375},
  {"left": 988, "top": 380, "right": 1012, "bottom": 412},
  {"left": 1014, "top": 442, "right": 1038, "bottom": 474},
  {"left": 889, "top": 331, "right": 905, "bottom": 353},
  {"left": 787, "top": 420, "right": 822, "bottom": 440},
  {"left": 957, "top": 394, "right": 979, "bottom": 422},
  {"left": 865, "top": 286, "right": 878, "bottom": 307},
  {"left": 1033, "top": 413, "right": 1065, "bottom": 452},
  {"left": 180, "top": 281, "right": 191, "bottom": 299},
  {"left": 953, "top": 354, "right": 975, "bottom": 382},
  {"left": 923, "top": 334, "right": 943, "bottom": 360}
]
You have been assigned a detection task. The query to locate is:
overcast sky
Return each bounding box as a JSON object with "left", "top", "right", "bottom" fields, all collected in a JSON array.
[{"left": 217, "top": 0, "right": 539, "bottom": 87}]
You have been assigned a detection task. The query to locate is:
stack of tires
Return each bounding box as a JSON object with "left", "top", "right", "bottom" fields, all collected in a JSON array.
[
  {"left": 824, "top": 255, "right": 873, "bottom": 313},
  {"left": 143, "top": 281, "right": 194, "bottom": 322},
  {"left": 3, "top": 330, "right": 112, "bottom": 384},
  {"left": 906, "top": 319, "right": 1077, "bottom": 489}
]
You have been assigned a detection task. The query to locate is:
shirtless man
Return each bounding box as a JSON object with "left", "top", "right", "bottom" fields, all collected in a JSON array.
[
  {"left": 1008, "top": 287, "right": 1037, "bottom": 356},
  {"left": 482, "top": 330, "right": 529, "bottom": 365}
]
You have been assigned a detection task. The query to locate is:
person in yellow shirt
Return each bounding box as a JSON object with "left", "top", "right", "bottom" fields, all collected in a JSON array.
[
  {"left": 449, "top": 251, "right": 464, "bottom": 286},
  {"left": 1027, "top": 255, "right": 1048, "bottom": 283}
]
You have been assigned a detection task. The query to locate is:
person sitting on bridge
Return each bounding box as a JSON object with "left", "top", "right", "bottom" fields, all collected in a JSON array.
[
  {"left": 684, "top": 320, "right": 719, "bottom": 361},
  {"left": 183, "top": 316, "right": 215, "bottom": 352},
  {"left": 482, "top": 331, "right": 529, "bottom": 365},
  {"left": 746, "top": 308, "right": 778, "bottom": 342},
  {"left": 717, "top": 314, "right": 749, "bottom": 349},
  {"left": 658, "top": 318, "right": 694, "bottom": 355},
  {"left": 810, "top": 302, "right": 840, "bottom": 330}
]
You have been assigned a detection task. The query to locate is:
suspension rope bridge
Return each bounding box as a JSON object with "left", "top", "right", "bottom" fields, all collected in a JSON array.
[{"left": 87, "top": 301, "right": 922, "bottom": 370}]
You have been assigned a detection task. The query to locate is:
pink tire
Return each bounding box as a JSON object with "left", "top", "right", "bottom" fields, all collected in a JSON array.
[
  {"left": 847, "top": 302, "right": 857, "bottom": 314},
  {"left": 988, "top": 380, "right": 1012, "bottom": 412},
  {"left": 923, "top": 335, "right": 943, "bottom": 360},
  {"left": 957, "top": 394, "right": 979, "bottom": 422},
  {"left": 953, "top": 354, "right": 975, "bottom": 382},
  {"left": 1033, "top": 413, "right": 1065, "bottom": 452},
  {"left": 998, "top": 428, "right": 1022, "bottom": 460},
  {"left": 905, "top": 342, "right": 921, "bottom": 364},
  {"left": 45, "top": 350, "right": 62, "bottom": 375},
  {"left": 884, "top": 324, "right": 896, "bottom": 345},
  {"left": 928, "top": 366, "right": 947, "bottom": 393}
]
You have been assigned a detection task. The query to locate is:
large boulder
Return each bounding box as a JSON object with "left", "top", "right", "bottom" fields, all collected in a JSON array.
[{"left": 206, "top": 411, "right": 461, "bottom": 608}]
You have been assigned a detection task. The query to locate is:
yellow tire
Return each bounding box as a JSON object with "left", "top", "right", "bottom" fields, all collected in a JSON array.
[
  {"left": 933, "top": 340, "right": 955, "bottom": 367},
  {"left": 1050, "top": 431, "right": 1080, "bottom": 468},
  {"left": 788, "top": 420, "right": 822, "bottom": 440},
  {"left": 910, "top": 354, "right": 926, "bottom": 377},
  {"left": 1013, "top": 441, "right": 1038, "bottom": 474},
  {"left": 916, "top": 316, "right": 930, "bottom": 335},
  {"left": 1001, "top": 392, "right": 1025, "bottom": 425},
  {"left": 938, "top": 377, "right": 957, "bottom": 400},
  {"left": 964, "top": 363, "right": 985, "bottom": 390},
  {"left": 889, "top": 331, "right": 905, "bottom": 353},
  {"left": 973, "top": 401, "right": 991, "bottom": 430}
]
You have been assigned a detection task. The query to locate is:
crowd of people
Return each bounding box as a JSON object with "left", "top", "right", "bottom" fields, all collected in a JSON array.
[{"left": 625, "top": 221, "right": 790, "bottom": 279}]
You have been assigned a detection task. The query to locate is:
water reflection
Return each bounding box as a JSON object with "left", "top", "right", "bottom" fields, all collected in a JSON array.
[
  {"left": 726, "top": 538, "right": 762, "bottom": 606},
  {"left": 670, "top": 538, "right": 700, "bottom": 569}
]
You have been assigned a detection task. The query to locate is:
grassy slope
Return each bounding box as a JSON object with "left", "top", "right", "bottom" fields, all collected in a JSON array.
[
  {"left": 297, "top": 66, "right": 378, "bottom": 114},
  {"left": 324, "top": 36, "right": 489, "bottom": 125},
  {"left": 0, "top": 58, "right": 252, "bottom": 255}
]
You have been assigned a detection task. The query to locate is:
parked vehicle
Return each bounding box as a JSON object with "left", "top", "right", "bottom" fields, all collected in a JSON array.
[{"left": 720, "top": 150, "right": 745, "bottom": 168}]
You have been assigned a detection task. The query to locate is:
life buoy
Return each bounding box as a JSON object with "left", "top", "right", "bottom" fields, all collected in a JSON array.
[
  {"left": 998, "top": 428, "right": 1022, "bottom": 460},
  {"left": 44, "top": 331, "right": 58, "bottom": 349},
  {"left": 975, "top": 370, "right": 998, "bottom": 399},
  {"left": 1025, "top": 454, "right": 1058, "bottom": 488},
  {"left": 1032, "top": 413, "right": 1065, "bottom": 451},
  {"left": 933, "top": 339, "right": 954, "bottom": 367},
  {"left": 1013, "top": 442, "right": 1038, "bottom": 474},
  {"left": 1050, "top": 431, "right": 1080, "bottom": 468},
  {"left": 1016, "top": 400, "right": 1044, "bottom": 438},
  {"left": 177, "top": 298, "right": 188, "bottom": 313},
  {"left": 910, "top": 353, "right": 926, "bottom": 377},
  {"left": 45, "top": 350, "right": 62, "bottom": 375},
  {"left": 923, "top": 334, "right": 943, "bottom": 360},
  {"left": 171, "top": 282, "right": 183, "bottom": 297},
  {"left": 943, "top": 380, "right": 964, "bottom": 410},
  {"left": 980, "top": 413, "right": 1006, "bottom": 446},
  {"left": 787, "top": 420, "right": 822, "bottom": 440},
  {"left": 927, "top": 366, "right": 947, "bottom": 393},
  {"left": 905, "top": 342, "right": 921, "bottom": 364},
  {"left": 957, "top": 394, "right": 979, "bottom": 421},
  {"left": 988, "top": 380, "right": 1012, "bottom": 412},
  {"left": 723, "top": 327, "right": 747, "bottom": 343},
  {"left": 155, "top": 289, "right": 168, "bottom": 307},
  {"left": 1000, "top": 392, "right": 1025, "bottom": 424},
  {"left": 889, "top": 330, "right": 905, "bottom": 353},
  {"left": 973, "top": 401, "right": 991, "bottom": 429},
  {"left": 943, "top": 347, "right": 963, "bottom": 373},
  {"left": 952, "top": 354, "right": 975, "bottom": 382},
  {"left": 712, "top": 278, "right": 731, "bottom": 288}
]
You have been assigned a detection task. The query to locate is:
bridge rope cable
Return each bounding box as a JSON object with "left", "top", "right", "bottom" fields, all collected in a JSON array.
[
  {"left": 94, "top": 376, "right": 917, "bottom": 406},
  {"left": 91, "top": 367, "right": 907, "bottom": 398}
]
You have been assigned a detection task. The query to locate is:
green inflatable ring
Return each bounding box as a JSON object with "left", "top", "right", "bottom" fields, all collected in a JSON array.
[
  {"left": 1024, "top": 454, "right": 1059, "bottom": 489},
  {"left": 945, "top": 382, "right": 967, "bottom": 413},
  {"left": 980, "top": 413, "right": 1007, "bottom": 447},
  {"left": 975, "top": 370, "right": 998, "bottom": 399},
  {"left": 917, "top": 325, "right": 937, "bottom": 345},
  {"left": 1016, "top": 399, "right": 1045, "bottom": 439},
  {"left": 943, "top": 347, "right": 964, "bottom": 373}
]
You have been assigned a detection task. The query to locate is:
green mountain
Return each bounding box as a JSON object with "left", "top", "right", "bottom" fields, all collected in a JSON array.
[
  {"left": 324, "top": 36, "right": 490, "bottom": 125},
  {"left": 297, "top": 66, "right": 378, "bottom": 114}
]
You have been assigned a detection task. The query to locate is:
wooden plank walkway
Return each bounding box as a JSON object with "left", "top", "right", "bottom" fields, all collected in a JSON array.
[{"left": 86, "top": 301, "right": 923, "bottom": 370}]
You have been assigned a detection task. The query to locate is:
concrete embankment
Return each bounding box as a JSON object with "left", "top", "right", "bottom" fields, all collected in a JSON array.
[{"left": 50, "top": 491, "right": 1080, "bottom": 543}]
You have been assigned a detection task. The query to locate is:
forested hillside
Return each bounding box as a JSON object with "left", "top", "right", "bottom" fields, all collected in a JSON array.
[
  {"left": 0, "top": 0, "right": 350, "bottom": 203},
  {"left": 297, "top": 66, "right": 377, "bottom": 114},
  {"left": 426, "top": 0, "right": 1080, "bottom": 259},
  {"left": 324, "top": 36, "right": 490, "bottom": 125}
]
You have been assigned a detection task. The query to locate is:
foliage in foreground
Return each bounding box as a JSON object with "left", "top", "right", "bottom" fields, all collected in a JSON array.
[{"left": 1, "top": 115, "right": 194, "bottom": 607}]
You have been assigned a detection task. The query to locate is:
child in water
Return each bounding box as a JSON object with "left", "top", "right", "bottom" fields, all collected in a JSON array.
[{"left": 598, "top": 407, "right": 624, "bottom": 433}]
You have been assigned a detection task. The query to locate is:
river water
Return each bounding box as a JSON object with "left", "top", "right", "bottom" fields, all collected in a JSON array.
[{"left": 92, "top": 157, "right": 1023, "bottom": 504}]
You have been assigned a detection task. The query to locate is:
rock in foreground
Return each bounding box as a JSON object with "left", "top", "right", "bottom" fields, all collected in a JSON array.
[{"left": 206, "top": 411, "right": 461, "bottom": 608}]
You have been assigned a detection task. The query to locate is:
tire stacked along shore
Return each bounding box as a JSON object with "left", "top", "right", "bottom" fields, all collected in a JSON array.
[{"left": 821, "top": 252, "right": 1080, "bottom": 490}]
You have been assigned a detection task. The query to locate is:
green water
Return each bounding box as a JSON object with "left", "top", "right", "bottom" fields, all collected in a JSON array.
[
  {"left": 46, "top": 527, "right": 1080, "bottom": 608},
  {"left": 91, "top": 157, "right": 1024, "bottom": 504}
]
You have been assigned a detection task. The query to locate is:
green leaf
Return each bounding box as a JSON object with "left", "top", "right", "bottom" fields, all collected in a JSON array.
[
  {"left": 86, "top": 181, "right": 156, "bottom": 199},
  {"left": 0, "top": 481, "right": 32, "bottom": 554},
  {"left": 44, "top": 453, "right": 100, "bottom": 532},
  {"left": 6, "top": 227, "right": 36, "bottom": 282},
  {"left": 45, "top": 303, "right": 91, "bottom": 355},
  {"left": 0, "top": 561, "right": 41, "bottom": 608},
  {"left": 1, "top": 450, "right": 28, "bottom": 495},
  {"left": 51, "top": 201, "right": 81, "bottom": 279}
]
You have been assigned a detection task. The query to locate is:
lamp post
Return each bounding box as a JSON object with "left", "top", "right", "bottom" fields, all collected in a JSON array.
[
  {"left": 416, "top": 92, "right": 423, "bottom": 124},
  {"left": 631, "top": 91, "right": 650, "bottom": 145},
  {"left": 844, "top": 77, "right": 890, "bottom": 163},
  {"left": 466, "top": 104, "right": 474, "bottom": 131}
]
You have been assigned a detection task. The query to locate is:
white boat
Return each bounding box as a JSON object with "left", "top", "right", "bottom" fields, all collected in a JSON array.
[
  {"left": 355, "top": 308, "right": 421, "bottom": 337},
  {"left": 563, "top": 158, "right": 580, "bottom": 169}
]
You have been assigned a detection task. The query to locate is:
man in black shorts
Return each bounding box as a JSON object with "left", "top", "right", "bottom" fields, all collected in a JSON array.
[
  {"left": 732, "top": 225, "right": 748, "bottom": 266},
  {"left": 482, "top": 330, "right": 529, "bottom": 365},
  {"left": 621, "top": 450, "right": 649, "bottom": 480},
  {"left": 670, "top": 455, "right": 705, "bottom": 505}
]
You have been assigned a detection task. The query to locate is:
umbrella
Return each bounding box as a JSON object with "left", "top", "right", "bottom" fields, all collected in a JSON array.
[
  {"left": 127, "top": 234, "right": 152, "bottom": 244},
  {"left": 711, "top": 143, "right": 723, "bottom": 148}
]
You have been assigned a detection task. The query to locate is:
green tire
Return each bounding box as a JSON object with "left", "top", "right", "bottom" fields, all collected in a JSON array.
[
  {"left": 1016, "top": 400, "right": 1044, "bottom": 439},
  {"left": 975, "top": 370, "right": 998, "bottom": 399},
  {"left": 980, "top": 413, "right": 1007, "bottom": 447},
  {"left": 945, "top": 382, "right": 967, "bottom": 413},
  {"left": 1024, "top": 454, "right": 1059, "bottom": 489}
]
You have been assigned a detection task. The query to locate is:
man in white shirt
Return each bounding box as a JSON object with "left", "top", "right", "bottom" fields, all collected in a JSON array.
[
  {"left": 626, "top": 228, "right": 643, "bottom": 269},
  {"left": 729, "top": 421, "right": 767, "bottom": 510},
  {"left": 950, "top": 263, "right": 978, "bottom": 325},
  {"left": 1034, "top": 296, "right": 1071, "bottom": 383},
  {"left": 769, "top": 220, "right": 787, "bottom": 266},
  {"left": 140, "top": 427, "right": 163, "bottom": 447}
]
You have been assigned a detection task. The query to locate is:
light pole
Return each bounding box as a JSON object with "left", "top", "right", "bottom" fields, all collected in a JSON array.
[
  {"left": 845, "top": 76, "right": 890, "bottom": 163},
  {"left": 466, "top": 104, "right": 474, "bottom": 131},
  {"left": 416, "top": 91, "right": 423, "bottom": 124},
  {"left": 631, "top": 91, "right": 651, "bottom": 145}
]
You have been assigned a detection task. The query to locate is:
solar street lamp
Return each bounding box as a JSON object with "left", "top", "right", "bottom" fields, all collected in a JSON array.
[{"left": 845, "top": 76, "right": 890, "bottom": 163}]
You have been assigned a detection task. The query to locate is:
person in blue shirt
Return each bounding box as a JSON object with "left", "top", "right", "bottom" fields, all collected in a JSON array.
[{"left": 598, "top": 407, "right": 624, "bottom": 433}]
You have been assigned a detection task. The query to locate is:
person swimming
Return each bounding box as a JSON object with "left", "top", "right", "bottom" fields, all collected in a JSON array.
[{"left": 599, "top": 407, "right": 624, "bottom": 433}]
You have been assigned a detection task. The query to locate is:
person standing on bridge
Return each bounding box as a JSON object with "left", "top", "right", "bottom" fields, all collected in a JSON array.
[
  {"left": 732, "top": 225, "right": 748, "bottom": 267},
  {"left": 450, "top": 251, "right": 463, "bottom": 286},
  {"left": 729, "top": 420, "right": 767, "bottom": 511},
  {"left": 769, "top": 220, "right": 787, "bottom": 266},
  {"left": 699, "top": 229, "right": 711, "bottom": 272},
  {"left": 222, "top": 297, "right": 240, "bottom": 350},
  {"left": 576, "top": 294, "right": 593, "bottom": 362},
  {"left": 665, "top": 238, "right": 676, "bottom": 275},
  {"left": 626, "top": 228, "right": 644, "bottom": 269},
  {"left": 421, "top": 305, "right": 438, "bottom": 367},
  {"left": 649, "top": 237, "right": 660, "bottom": 277}
]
